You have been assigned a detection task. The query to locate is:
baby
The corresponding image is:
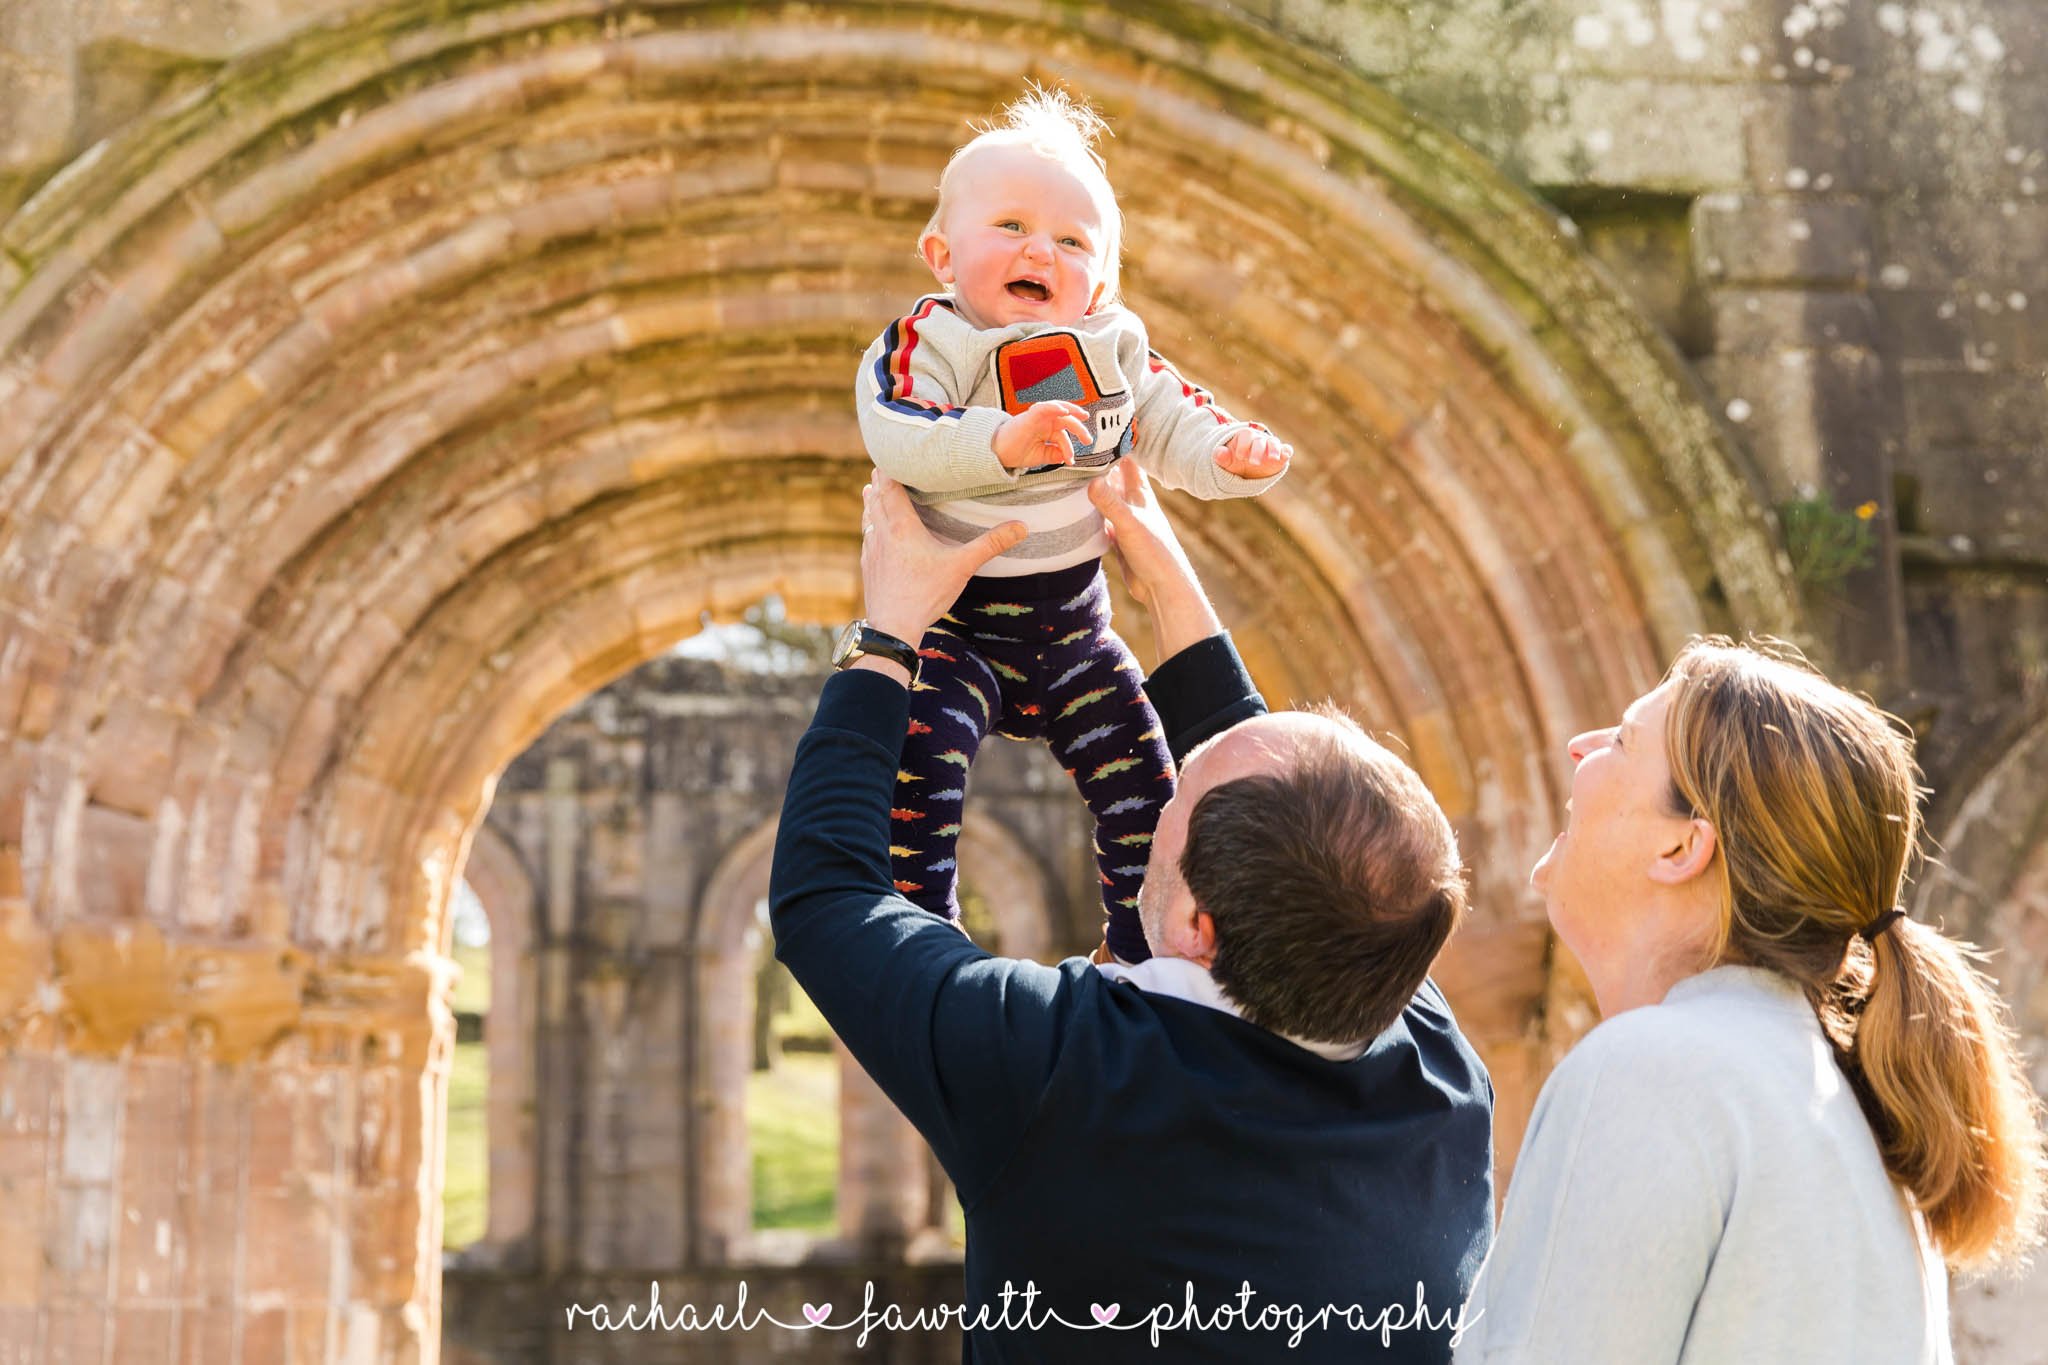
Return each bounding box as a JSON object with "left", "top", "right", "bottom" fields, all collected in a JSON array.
[{"left": 854, "top": 87, "right": 1290, "bottom": 963}]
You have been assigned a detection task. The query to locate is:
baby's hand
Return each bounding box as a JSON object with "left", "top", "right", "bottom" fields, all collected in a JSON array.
[
  {"left": 993, "top": 400, "right": 1093, "bottom": 471},
  {"left": 1215, "top": 428, "right": 1292, "bottom": 480}
]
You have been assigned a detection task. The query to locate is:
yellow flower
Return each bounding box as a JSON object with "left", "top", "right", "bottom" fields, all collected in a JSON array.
[{"left": 1854, "top": 501, "right": 1878, "bottom": 520}]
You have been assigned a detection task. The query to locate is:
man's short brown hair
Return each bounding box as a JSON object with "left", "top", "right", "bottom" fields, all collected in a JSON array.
[{"left": 1179, "top": 710, "right": 1466, "bottom": 1045}]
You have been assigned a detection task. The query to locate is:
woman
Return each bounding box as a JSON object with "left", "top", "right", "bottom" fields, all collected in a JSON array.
[{"left": 1453, "top": 639, "right": 2047, "bottom": 1363}]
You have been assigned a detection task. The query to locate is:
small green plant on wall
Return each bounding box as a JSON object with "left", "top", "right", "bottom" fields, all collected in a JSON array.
[{"left": 1780, "top": 493, "right": 1879, "bottom": 598}]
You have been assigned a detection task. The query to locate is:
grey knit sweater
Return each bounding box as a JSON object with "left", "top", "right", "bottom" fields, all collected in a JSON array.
[
  {"left": 855, "top": 294, "right": 1279, "bottom": 576},
  {"left": 1456, "top": 965, "right": 1952, "bottom": 1365}
]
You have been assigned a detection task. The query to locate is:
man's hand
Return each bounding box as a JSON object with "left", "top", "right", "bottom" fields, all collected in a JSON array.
[
  {"left": 1086, "top": 463, "right": 1222, "bottom": 660},
  {"left": 1214, "top": 428, "right": 1292, "bottom": 480},
  {"left": 993, "top": 400, "right": 1093, "bottom": 470},
  {"left": 859, "top": 476, "right": 1027, "bottom": 674}
]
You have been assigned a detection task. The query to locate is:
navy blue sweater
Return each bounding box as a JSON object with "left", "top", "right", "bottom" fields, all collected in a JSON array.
[{"left": 770, "top": 635, "right": 1494, "bottom": 1361}]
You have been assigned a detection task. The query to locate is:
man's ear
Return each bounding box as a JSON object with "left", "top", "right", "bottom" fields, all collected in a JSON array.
[
  {"left": 1186, "top": 907, "right": 1218, "bottom": 968},
  {"left": 919, "top": 230, "right": 953, "bottom": 284},
  {"left": 1648, "top": 817, "right": 1718, "bottom": 887}
]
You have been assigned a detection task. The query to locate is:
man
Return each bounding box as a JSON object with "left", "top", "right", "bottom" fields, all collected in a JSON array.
[{"left": 769, "top": 466, "right": 1494, "bottom": 1361}]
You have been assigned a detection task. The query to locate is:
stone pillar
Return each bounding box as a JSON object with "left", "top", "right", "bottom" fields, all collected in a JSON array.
[
  {"left": 0, "top": 946, "right": 447, "bottom": 1365},
  {"left": 693, "top": 944, "right": 754, "bottom": 1262},
  {"left": 531, "top": 942, "right": 581, "bottom": 1278},
  {"left": 835, "top": 1042, "right": 931, "bottom": 1253},
  {"left": 480, "top": 969, "right": 535, "bottom": 1261}
]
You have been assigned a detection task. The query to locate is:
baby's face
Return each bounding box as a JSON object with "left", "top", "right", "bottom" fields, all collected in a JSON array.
[{"left": 923, "top": 143, "right": 1111, "bottom": 329}]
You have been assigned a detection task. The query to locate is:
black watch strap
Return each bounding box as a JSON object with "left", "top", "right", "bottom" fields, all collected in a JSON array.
[{"left": 834, "top": 621, "right": 920, "bottom": 675}]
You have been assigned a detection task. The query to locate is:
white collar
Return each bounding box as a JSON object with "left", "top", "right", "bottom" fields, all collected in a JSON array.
[{"left": 1094, "top": 955, "right": 1367, "bottom": 1062}]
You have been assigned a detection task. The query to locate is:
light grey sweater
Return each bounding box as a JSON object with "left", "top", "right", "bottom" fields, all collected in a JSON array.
[
  {"left": 854, "top": 294, "right": 1277, "bottom": 576},
  {"left": 1455, "top": 965, "right": 1951, "bottom": 1365}
]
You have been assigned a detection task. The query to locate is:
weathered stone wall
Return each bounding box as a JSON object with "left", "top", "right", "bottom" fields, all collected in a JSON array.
[
  {"left": 1326, "top": 0, "right": 2048, "bottom": 800},
  {"left": 0, "top": 2, "right": 2040, "bottom": 1362}
]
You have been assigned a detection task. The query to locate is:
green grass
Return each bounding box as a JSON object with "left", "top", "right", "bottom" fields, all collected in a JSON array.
[
  {"left": 450, "top": 941, "right": 491, "bottom": 1016},
  {"left": 443, "top": 1038, "right": 488, "bottom": 1248},
  {"left": 747, "top": 1050, "right": 838, "bottom": 1231}
]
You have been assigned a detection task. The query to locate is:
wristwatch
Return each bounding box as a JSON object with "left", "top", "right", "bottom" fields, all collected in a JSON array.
[{"left": 831, "top": 620, "right": 920, "bottom": 676}]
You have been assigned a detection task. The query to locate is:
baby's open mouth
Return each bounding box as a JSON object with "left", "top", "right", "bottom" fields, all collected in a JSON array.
[{"left": 1006, "top": 279, "right": 1050, "bottom": 301}]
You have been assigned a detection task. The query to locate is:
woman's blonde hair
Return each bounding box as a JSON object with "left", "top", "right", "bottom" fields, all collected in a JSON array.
[
  {"left": 1663, "top": 636, "right": 2046, "bottom": 1270},
  {"left": 923, "top": 84, "right": 1123, "bottom": 309}
]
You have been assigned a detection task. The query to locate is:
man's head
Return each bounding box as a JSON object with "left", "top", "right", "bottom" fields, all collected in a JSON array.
[
  {"left": 1139, "top": 709, "right": 1467, "bottom": 1046},
  {"left": 919, "top": 85, "right": 1122, "bottom": 329}
]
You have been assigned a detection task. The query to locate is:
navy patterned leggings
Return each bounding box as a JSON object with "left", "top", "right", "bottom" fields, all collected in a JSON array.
[{"left": 890, "top": 559, "right": 1172, "bottom": 963}]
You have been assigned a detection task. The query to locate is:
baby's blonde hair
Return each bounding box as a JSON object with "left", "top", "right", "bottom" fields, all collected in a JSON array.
[{"left": 923, "top": 84, "right": 1124, "bottom": 308}]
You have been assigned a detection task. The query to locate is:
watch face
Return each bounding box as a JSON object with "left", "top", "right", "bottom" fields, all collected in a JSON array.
[{"left": 832, "top": 620, "right": 865, "bottom": 668}]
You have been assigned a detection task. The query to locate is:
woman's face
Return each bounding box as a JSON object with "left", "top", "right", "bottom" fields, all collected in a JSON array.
[{"left": 1531, "top": 676, "right": 1697, "bottom": 968}]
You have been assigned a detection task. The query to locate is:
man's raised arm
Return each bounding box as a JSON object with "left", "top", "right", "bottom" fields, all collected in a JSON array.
[{"left": 767, "top": 483, "right": 1068, "bottom": 1193}]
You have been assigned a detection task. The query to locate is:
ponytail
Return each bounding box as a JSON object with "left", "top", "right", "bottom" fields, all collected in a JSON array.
[
  {"left": 1662, "top": 637, "right": 2047, "bottom": 1271},
  {"left": 1852, "top": 919, "right": 2047, "bottom": 1269}
]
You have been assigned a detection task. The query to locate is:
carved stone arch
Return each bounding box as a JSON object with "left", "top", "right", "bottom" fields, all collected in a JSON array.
[
  {"left": 0, "top": 1, "right": 1817, "bottom": 1350},
  {"left": 0, "top": 2, "right": 1801, "bottom": 970}
]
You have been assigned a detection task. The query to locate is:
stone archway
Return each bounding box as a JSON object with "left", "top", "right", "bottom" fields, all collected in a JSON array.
[{"left": 0, "top": 3, "right": 1805, "bottom": 1355}]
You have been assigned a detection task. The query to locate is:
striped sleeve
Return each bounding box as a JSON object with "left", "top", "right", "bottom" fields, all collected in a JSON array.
[
  {"left": 1146, "top": 349, "right": 1252, "bottom": 428},
  {"left": 855, "top": 298, "right": 1012, "bottom": 493},
  {"left": 1129, "top": 338, "right": 1280, "bottom": 501}
]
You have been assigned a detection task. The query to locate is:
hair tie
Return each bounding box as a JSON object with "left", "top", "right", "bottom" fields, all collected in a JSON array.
[{"left": 1858, "top": 906, "right": 1907, "bottom": 942}]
